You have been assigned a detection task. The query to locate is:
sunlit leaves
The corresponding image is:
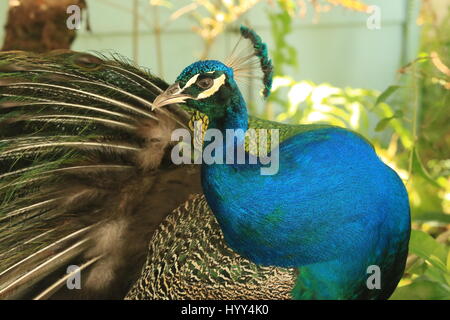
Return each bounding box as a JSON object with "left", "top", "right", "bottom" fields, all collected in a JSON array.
[
  {"left": 324, "top": 0, "right": 370, "bottom": 12},
  {"left": 411, "top": 147, "right": 443, "bottom": 189},
  {"left": 390, "top": 279, "right": 450, "bottom": 300},
  {"left": 409, "top": 230, "right": 448, "bottom": 267},
  {"left": 373, "top": 85, "right": 406, "bottom": 133},
  {"left": 268, "top": 6, "right": 298, "bottom": 76},
  {"left": 391, "top": 230, "right": 450, "bottom": 300},
  {"left": 155, "top": 0, "right": 374, "bottom": 58},
  {"left": 271, "top": 76, "right": 383, "bottom": 133},
  {"left": 374, "top": 102, "right": 413, "bottom": 149},
  {"left": 159, "top": 0, "right": 262, "bottom": 57}
]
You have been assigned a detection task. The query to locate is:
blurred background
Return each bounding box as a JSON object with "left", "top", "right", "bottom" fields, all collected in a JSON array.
[{"left": 0, "top": 0, "right": 449, "bottom": 299}]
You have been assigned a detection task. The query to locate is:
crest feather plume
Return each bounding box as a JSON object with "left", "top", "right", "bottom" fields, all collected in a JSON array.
[{"left": 225, "top": 26, "right": 274, "bottom": 99}]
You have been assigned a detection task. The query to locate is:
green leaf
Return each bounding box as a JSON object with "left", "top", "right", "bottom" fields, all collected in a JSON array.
[
  {"left": 411, "top": 211, "right": 450, "bottom": 224},
  {"left": 447, "top": 251, "right": 450, "bottom": 285},
  {"left": 407, "top": 259, "right": 427, "bottom": 275},
  {"left": 412, "top": 148, "right": 442, "bottom": 188},
  {"left": 409, "top": 230, "right": 448, "bottom": 267},
  {"left": 374, "top": 117, "right": 393, "bottom": 131},
  {"left": 374, "top": 111, "right": 403, "bottom": 132},
  {"left": 277, "top": 0, "right": 296, "bottom": 15},
  {"left": 374, "top": 85, "right": 402, "bottom": 108},
  {"left": 390, "top": 279, "right": 450, "bottom": 300},
  {"left": 447, "top": 251, "right": 450, "bottom": 272},
  {"left": 424, "top": 257, "right": 449, "bottom": 283}
]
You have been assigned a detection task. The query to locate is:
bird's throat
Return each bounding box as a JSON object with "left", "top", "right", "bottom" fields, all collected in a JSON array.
[{"left": 201, "top": 92, "right": 249, "bottom": 160}]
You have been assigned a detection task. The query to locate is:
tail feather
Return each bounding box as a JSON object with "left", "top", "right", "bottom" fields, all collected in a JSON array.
[
  {"left": 33, "top": 255, "right": 103, "bottom": 300},
  {"left": 0, "top": 50, "right": 201, "bottom": 299},
  {"left": 0, "top": 238, "right": 90, "bottom": 299}
]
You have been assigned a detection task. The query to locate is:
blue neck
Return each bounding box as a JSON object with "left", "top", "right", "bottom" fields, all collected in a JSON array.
[{"left": 203, "top": 91, "right": 249, "bottom": 162}]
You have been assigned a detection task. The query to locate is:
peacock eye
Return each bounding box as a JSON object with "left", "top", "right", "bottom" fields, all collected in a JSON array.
[{"left": 196, "top": 77, "right": 214, "bottom": 89}]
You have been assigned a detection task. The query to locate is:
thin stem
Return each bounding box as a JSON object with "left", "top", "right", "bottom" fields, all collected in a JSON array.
[
  {"left": 132, "top": 0, "right": 139, "bottom": 64},
  {"left": 407, "top": 58, "right": 420, "bottom": 184},
  {"left": 153, "top": 5, "right": 164, "bottom": 78}
]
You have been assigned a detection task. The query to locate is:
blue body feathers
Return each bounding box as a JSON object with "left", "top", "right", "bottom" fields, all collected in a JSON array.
[
  {"left": 197, "top": 81, "right": 410, "bottom": 299},
  {"left": 202, "top": 126, "right": 410, "bottom": 299}
]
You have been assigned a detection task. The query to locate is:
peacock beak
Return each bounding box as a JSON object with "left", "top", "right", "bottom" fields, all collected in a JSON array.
[{"left": 152, "top": 83, "right": 192, "bottom": 110}]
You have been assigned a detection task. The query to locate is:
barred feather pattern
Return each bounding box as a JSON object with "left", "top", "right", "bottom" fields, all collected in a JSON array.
[
  {"left": 0, "top": 51, "right": 201, "bottom": 299},
  {"left": 126, "top": 194, "right": 296, "bottom": 300}
]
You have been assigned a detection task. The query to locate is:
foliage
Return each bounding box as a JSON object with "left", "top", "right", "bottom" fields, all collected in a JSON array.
[
  {"left": 150, "top": 0, "right": 371, "bottom": 57},
  {"left": 391, "top": 230, "right": 450, "bottom": 299},
  {"left": 389, "top": 1, "right": 450, "bottom": 299}
]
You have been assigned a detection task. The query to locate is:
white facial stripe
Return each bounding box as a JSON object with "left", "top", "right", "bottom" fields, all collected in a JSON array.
[
  {"left": 197, "top": 74, "right": 226, "bottom": 99},
  {"left": 182, "top": 74, "right": 200, "bottom": 90}
]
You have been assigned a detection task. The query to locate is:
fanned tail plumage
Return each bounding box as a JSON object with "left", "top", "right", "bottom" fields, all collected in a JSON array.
[{"left": 0, "top": 51, "right": 201, "bottom": 299}]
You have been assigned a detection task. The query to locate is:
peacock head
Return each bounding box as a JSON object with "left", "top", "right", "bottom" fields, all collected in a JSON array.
[
  {"left": 152, "top": 26, "right": 274, "bottom": 123},
  {"left": 152, "top": 60, "right": 238, "bottom": 120}
]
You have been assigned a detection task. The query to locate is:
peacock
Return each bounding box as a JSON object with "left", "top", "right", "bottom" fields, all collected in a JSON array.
[{"left": 0, "top": 26, "right": 410, "bottom": 300}]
